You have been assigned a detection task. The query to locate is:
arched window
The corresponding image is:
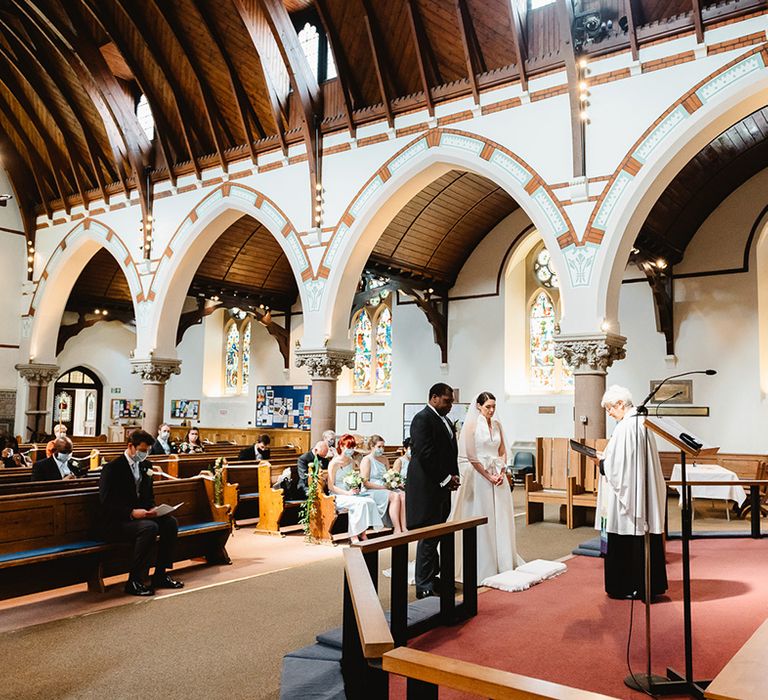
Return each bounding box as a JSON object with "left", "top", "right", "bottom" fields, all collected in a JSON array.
[
  {"left": 353, "top": 310, "right": 373, "bottom": 392},
  {"left": 298, "top": 23, "right": 320, "bottom": 80},
  {"left": 241, "top": 320, "right": 252, "bottom": 392},
  {"left": 225, "top": 322, "right": 241, "bottom": 393},
  {"left": 375, "top": 306, "right": 392, "bottom": 392},
  {"left": 353, "top": 300, "right": 393, "bottom": 394},
  {"left": 136, "top": 94, "right": 155, "bottom": 141},
  {"left": 529, "top": 289, "right": 572, "bottom": 391}
]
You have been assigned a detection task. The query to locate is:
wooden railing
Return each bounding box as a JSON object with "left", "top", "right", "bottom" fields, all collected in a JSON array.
[
  {"left": 666, "top": 479, "right": 768, "bottom": 539},
  {"left": 340, "top": 517, "right": 619, "bottom": 699}
]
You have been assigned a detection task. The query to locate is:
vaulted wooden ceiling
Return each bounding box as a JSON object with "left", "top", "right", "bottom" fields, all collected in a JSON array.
[
  {"left": 636, "top": 105, "right": 768, "bottom": 265},
  {"left": 367, "top": 169, "right": 518, "bottom": 285},
  {"left": 1, "top": 0, "right": 763, "bottom": 234}
]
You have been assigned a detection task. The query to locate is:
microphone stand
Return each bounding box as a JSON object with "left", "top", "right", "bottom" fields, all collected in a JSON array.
[{"left": 624, "top": 371, "right": 715, "bottom": 699}]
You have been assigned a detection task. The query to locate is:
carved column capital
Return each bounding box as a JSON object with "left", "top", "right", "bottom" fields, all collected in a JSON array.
[
  {"left": 554, "top": 333, "right": 626, "bottom": 374},
  {"left": 130, "top": 358, "right": 181, "bottom": 384},
  {"left": 295, "top": 348, "right": 354, "bottom": 380},
  {"left": 15, "top": 363, "right": 60, "bottom": 385}
]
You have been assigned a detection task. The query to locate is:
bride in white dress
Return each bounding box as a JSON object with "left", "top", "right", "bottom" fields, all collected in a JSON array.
[{"left": 450, "top": 391, "right": 524, "bottom": 584}]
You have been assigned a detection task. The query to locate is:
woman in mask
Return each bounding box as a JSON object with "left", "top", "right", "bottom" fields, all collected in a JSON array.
[
  {"left": 360, "top": 434, "right": 406, "bottom": 533},
  {"left": 327, "top": 433, "right": 382, "bottom": 542},
  {"left": 393, "top": 437, "right": 411, "bottom": 481}
]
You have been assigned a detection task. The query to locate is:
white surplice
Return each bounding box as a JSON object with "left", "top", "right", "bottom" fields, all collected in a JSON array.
[
  {"left": 450, "top": 417, "right": 524, "bottom": 583},
  {"left": 596, "top": 407, "right": 666, "bottom": 536}
]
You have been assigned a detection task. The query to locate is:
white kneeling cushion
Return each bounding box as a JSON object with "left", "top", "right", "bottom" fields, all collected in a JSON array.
[{"left": 481, "top": 559, "right": 566, "bottom": 592}]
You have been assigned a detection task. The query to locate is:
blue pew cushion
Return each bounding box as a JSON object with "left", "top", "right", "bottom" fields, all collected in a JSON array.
[
  {"left": 178, "top": 521, "right": 228, "bottom": 533},
  {"left": 0, "top": 540, "right": 106, "bottom": 564}
]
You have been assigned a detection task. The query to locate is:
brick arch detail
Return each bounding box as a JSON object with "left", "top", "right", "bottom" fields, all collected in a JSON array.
[
  {"left": 28, "top": 218, "right": 143, "bottom": 317},
  {"left": 320, "top": 127, "right": 579, "bottom": 277},
  {"left": 145, "top": 182, "right": 307, "bottom": 301},
  {"left": 585, "top": 42, "right": 768, "bottom": 245}
]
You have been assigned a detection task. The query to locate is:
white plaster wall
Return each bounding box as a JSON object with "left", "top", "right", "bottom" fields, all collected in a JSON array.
[{"left": 0, "top": 231, "right": 26, "bottom": 391}]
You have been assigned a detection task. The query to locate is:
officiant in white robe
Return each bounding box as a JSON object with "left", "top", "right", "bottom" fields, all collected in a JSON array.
[{"left": 596, "top": 386, "right": 668, "bottom": 600}]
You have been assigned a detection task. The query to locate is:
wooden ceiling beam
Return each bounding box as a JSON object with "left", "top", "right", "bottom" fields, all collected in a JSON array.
[
  {"left": 110, "top": 0, "right": 202, "bottom": 181},
  {"left": 360, "top": 0, "right": 395, "bottom": 129},
  {"left": 148, "top": 0, "right": 233, "bottom": 174},
  {"left": 555, "top": 0, "right": 584, "bottom": 178},
  {"left": 626, "top": 0, "right": 640, "bottom": 62},
  {"left": 80, "top": 0, "right": 179, "bottom": 184},
  {"left": 315, "top": 0, "right": 358, "bottom": 137},
  {"left": 190, "top": 0, "right": 264, "bottom": 160},
  {"left": 231, "top": 0, "right": 289, "bottom": 156},
  {"left": 405, "top": 0, "right": 435, "bottom": 117},
  {"left": 0, "top": 123, "right": 37, "bottom": 240},
  {"left": 508, "top": 0, "right": 529, "bottom": 92},
  {"left": 0, "top": 14, "right": 114, "bottom": 204},
  {"left": 455, "top": 0, "right": 483, "bottom": 105},
  {"left": 257, "top": 0, "right": 322, "bottom": 215},
  {"left": 0, "top": 48, "right": 88, "bottom": 207},
  {"left": 0, "top": 69, "right": 75, "bottom": 212},
  {"left": 692, "top": 0, "right": 704, "bottom": 43}
]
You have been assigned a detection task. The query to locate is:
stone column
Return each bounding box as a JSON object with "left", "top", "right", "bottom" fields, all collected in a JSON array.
[
  {"left": 295, "top": 348, "right": 354, "bottom": 445},
  {"left": 555, "top": 333, "right": 626, "bottom": 439},
  {"left": 15, "top": 363, "right": 60, "bottom": 441},
  {"left": 130, "top": 358, "right": 181, "bottom": 434}
]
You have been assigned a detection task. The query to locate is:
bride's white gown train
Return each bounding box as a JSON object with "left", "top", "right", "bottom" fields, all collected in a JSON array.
[{"left": 450, "top": 418, "right": 524, "bottom": 583}]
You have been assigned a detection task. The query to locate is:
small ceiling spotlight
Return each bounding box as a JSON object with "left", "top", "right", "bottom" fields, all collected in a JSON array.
[{"left": 656, "top": 258, "right": 668, "bottom": 270}]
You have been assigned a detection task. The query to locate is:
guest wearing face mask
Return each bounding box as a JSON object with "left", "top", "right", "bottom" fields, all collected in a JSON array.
[
  {"left": 150, "top": 424, "right": 178, "bottom": 455},
  {"left": 323, "top": 430, "right": 336, "bottom": 450},
  {"left": 99, "top": 430, "right": 184, "bottom": 597},
  {"left": 32, "top": 437, "right": 78, "bottom": 481},
  {"left": 360, "top": 434, "right": 406, "bottom": 533},
  {"left": 45, "top": 423, "right": 69, "bottom": 458},
  {"left": 393, "top": 437, "right": 411, "bottom": 481}
]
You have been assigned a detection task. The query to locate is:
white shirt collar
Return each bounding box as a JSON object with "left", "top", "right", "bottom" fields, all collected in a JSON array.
[{"left": 428, "top": 404, "right": 453, "bottom": 434}]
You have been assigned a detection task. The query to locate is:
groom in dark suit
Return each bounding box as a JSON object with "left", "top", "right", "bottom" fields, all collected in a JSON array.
[{"left": 406, "top": 382, "right": 460, "bottom": 599}]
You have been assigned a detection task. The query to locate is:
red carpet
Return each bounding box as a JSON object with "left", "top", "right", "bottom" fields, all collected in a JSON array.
[{"left": 392, "top": 539, "right": 768, "bottom": 699}]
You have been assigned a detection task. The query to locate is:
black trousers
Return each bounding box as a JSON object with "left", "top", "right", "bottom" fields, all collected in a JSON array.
[
  {"left": 604, "top": 533, "right": 667, "bottom": 598},
  {"left": 110, "top": 515, "right": 178, "bottom": 582},
  {"left": 414, "top": 499, "right": 451, "bottom": 594}
]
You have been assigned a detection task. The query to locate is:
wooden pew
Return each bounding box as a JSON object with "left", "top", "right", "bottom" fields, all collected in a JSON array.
[
  {"left": 0, "top": 477, "right": 231, "bottom": 599},
  {"left": 226, "top": 462, "right": 292, "bottom": 524},
  {"left": 568, "top": 438, "right": 608, "bottom": 529},
  {"left": 525, "top": 438, "right": 575, "bottom": 525},
  {"left": 254, "top": 462, "right": 305, "bottom": 535},
  {"left": 705, "top": 617, "right": 768, "bottom": 700}
]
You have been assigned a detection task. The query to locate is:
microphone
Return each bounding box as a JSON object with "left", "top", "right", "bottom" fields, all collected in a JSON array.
[
  {"left": 639, "top": 369, "right": 716, "bottom": 409},
  {"left": 654, "top": 390, "right": 683, "bottom": 417}
]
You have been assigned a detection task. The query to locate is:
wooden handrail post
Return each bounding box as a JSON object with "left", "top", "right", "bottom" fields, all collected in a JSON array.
[
  {"left": 750, "top": 484, "right": 761, "bottom": 538},
  {"left": 439, "top": 532, "right": 456, "bottom": 623},
  {"left": 390, "top": 543, "right": 409, "bottom": 647},
  {"left": 461, "top": 526, "right": 478, "bottom": 617},
  {"left": 407, "top": 677, "right": 438, "bottom": 699},
  {"left": 341, "top": 575, "right": 365, "bottom": 694},
  {"left": 364, "top": 549, "right": 379, "bottom": 592}
]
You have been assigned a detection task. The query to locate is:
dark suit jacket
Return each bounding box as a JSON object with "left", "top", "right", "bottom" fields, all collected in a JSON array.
[
  {"left": 32, "top": 456, "right": 68, "bottom": 481},
  {"left": 295, "top": 450, "right": 330, "bottom": 493},
  {"left": 238, "top": 445, "right": 270, "bottom": 462},
  {"left": 99, "top": 455, "right": 156, "bottom": 530},
  {"left": 150, "top": 440, "right": 177, "bottom": 456},
  {"left": 405, "top": 406, "right": 459, "bottom": 528}
]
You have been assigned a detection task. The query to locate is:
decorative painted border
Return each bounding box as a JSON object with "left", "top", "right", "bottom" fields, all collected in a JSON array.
[
  {"left": 321, "top": 128, "right": 578, "bottom": 288},
  {"left": 28, "top": 219, "right": 142, "bottom": 317},
  {"left": 584, "top": 42, "right": 768, "bottom": 246},
  {"left": 147, "top": 182, "right": 306, "bottom": 302}
]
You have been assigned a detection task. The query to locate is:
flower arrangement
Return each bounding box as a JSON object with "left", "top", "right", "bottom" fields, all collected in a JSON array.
[
  {"left": 343, "top": 470, "right": 364, "bottom": 491},
  {"left": 383, "top": 468, "right": 404, "bottom": 490},
  {"left": 212, "top": 456, "right": 227, "bottom": 506},
  {"left": 299, "top": 455, "right": 322, "bottom": 542}
]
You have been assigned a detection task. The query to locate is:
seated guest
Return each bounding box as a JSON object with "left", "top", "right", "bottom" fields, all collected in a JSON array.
[
  {"left": 45, "top": 423, "right": 68, "bottom": 458},
  {"left": 99, "top": 430, "right": 184, "bottom": 596},
  {"left": 322, "top": 430, "right": 336, "bottom": 450},
  {"left": 238, "top": 434, "right": 271, "bottom": 461},
  {"left": 361, "top": 434, "right": 405, "bottom": 533},
  {"left": 150, "top": 424, "right": 178, "bottom": 455},
  {"left": 0, "top": 430, "right": 20, "bottom": 468},
  {"left": 393, "top": 437, "right": 411, "bottom": 481},
  {"left": 32, "top": 437, "right": 77, "bottom": 481},
  {"left": 276, "top": 441, "right": 330, "bottom": 500},
  {"left": 179, "top": 428, "right": 204, "bottom": 454}
]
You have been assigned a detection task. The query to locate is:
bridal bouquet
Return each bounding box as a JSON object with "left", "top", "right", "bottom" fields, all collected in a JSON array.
[
  {"left": 383, "top": 468, "right": 404, "bottom": 490},
  {"left": 343, "top": 470, "right": 364, "bottom": 491}
]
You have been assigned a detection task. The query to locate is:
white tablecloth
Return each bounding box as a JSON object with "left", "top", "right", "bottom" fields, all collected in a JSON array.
[{"left": 671, "top": 463, "right": 747, "bottom": 506}]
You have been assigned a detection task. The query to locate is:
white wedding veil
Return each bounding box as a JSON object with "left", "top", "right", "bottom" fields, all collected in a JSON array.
[{"left": 457, "top": 393, "right": 510, "bottom": 465}]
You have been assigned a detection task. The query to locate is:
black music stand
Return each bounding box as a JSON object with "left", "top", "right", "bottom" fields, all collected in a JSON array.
[{"left": 624, "top": 415, "right": 719, "bottom": 699}]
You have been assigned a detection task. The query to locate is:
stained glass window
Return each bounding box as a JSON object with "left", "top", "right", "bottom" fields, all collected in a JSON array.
[
  {"left": 225, "top": 322, "right": 240, "bottom": 392},
  {"left": 375, "top": 307, "right": 392, "bottom": 392},
  {"left": 54, "top": 391, "right": 72, "bottom": 423},
  {"left": 353, "top": 310, "right": 373, "bottom": 391},
  {"left": 533, "top": 247, "right": 559, "bottom": 288},
  {"left": 242, "top": 321, "right": 251, "bottom": 392},
  {"left": 530, "top": 291, "right": 556, "bottom": 390}
]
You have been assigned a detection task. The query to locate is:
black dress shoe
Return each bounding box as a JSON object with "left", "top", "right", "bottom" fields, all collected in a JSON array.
[
  {"left": 416, "top": 588, "right": 436, "bottom": 600},
  {"left": 124, "top": 580, "right": 154, "bottom": 597},
  {"left": 151, "top": 575, "right": 184, "bottom": 590}
]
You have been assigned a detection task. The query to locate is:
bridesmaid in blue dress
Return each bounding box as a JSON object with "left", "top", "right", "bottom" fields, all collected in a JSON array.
[{"left": 360, "top": 434, "right": 406, "bottom": 533}]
